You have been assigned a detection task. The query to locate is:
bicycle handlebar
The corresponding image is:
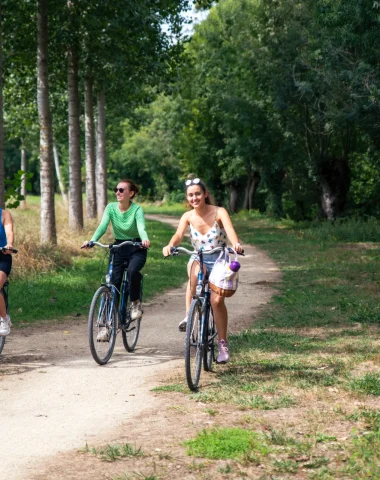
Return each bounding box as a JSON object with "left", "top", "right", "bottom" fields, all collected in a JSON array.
[
  {"left": 168, "top": 246, "right": 244, "bottom": 256},
  {"left": 87, "top": 240, "right": 146, "bottom": 250},
  {"left": 0, "top": 247, "right": 18, "bottom": 254}
]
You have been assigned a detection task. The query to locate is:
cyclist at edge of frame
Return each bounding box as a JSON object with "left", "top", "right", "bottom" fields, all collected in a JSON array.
[
  {"left": 81, "top": 179, "right": 150, "bottom": 341},
  {"left": 162, "top": 176, "right": 243, "bottom": 364},
  {"left": 0, "top": 208, "right": 15, "bottom": 337}
]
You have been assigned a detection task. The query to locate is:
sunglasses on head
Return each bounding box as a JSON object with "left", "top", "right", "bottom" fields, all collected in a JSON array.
[
  {"left": 114, "top": 187, "right": 126, "bottom": 193},
  {"left": 185, "top": 178, "right": 201, "bottom": 186}
]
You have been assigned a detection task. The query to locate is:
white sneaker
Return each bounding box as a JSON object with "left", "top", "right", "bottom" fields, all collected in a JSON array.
[
  {"left": 97, "top": 327, "right": 109, "bottom": 342},
  {"left": 131, "top": 302, "right": 143, "bottom": 320},
  {"left": 178, "top": 317, "right": 187, "bottom": 332},
  {"left": 0, "top": 315, "right": 11, "bottom": 336}
]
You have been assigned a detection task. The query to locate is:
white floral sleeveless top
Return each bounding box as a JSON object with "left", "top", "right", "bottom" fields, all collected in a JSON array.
[{"left": 189, "top": 208, "right": 227, "bottom": 251}]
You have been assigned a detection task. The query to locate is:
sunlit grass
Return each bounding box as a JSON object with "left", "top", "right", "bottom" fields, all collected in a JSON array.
[{"left": 9, "top": 198, "right": 189, "bottom": 324}]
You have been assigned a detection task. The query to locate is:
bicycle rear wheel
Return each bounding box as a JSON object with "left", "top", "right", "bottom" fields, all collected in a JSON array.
[
  {"left": 185, "top": 298, "right": 203, "bottom": 391},
  {"left": 88, "top": 286, "right": 117, "bottom": 365},
  {"left": 0, "top": 336, "right": 5, "bottom": 355},
  {"left": 203, "top": 306, "right": 216, "bottom": 371},
  {"left": 122, "top": 302, "right": 141, "bottom": 352}
]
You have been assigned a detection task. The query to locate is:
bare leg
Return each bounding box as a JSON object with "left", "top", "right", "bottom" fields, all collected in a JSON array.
[
  {"left": 186, "top": 260, "right": 201, "bottom": 312},
  {"left": 211, "top": 292, "right": 227, "bottom": 340},
  {"left": 0, "top": 272, "right": 7, "bottom": 318}
]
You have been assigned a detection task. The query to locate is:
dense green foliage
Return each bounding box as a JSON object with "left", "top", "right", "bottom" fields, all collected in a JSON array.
[
  {"left": 2, "top": 0, "right": 196, "bottom": 197},
  {"left": 114, "top": 0, "right": 380, "bottom": 220},
  {"left": 3, "top": 0, "right": 380, "bottom": 221}
]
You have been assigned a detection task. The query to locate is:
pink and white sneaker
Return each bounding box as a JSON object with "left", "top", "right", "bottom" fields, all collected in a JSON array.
[{"left": 216, "top": 339, "right": 229, "bottom": 364}]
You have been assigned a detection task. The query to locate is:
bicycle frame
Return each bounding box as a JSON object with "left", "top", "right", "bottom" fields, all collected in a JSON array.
[
  {"left": 87, "top": 239, "right": 146, "bottom": 364},
  {"left": 195, "top": 251, "right": 217, "bottom": 354},
  {"left": 103, "top": 249, "right": 122, "bottom": 326},
  {"left": 96, "top": 240, "right": 145, "bottom": 328}
]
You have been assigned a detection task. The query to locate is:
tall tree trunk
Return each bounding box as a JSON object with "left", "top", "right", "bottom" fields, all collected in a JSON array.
[
  {"left": 53, "top": 142, "right": 68, "bottom": 207},
  {"left": 265, "top": 167, "right": 285, "bottom": 218},
  {"left": 0, "top": 7, "right": 4, "bottom": 209},
  {"left": 243, "top": 171, "right": 261, "bottom": 210},
  {"left": 243, "top": 179, "right": 250, "bottom": 210},
  {"left": 248, "top": 171, "right": 261, "bottom": 210},
  {"left": 229, "top": 185, "right": 239, "bottom": 213},
  {"left": 20, "top": 139, "right": 27, "bottom": 209},
  {"left": 37, "top": 0, "right": 56, "bottom": 244},
  {"left": 96, "top": 89, "right": 107, "bottom": 218},
  {"left": 67, "top": 46, "right": 83, "bottom": 230},
  {"left": 84, "top": 76, "right": 96, "bottom": 219},
  {"left": 319, "top": 156, "right": 350, "bottom": 220}
]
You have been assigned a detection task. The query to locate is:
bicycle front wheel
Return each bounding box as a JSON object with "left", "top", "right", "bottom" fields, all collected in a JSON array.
[
  {"left": 122, "top": 302, "right": 141, "bottom": 352},
  {"left": 88, "top": 286, "right": 117, "bottom": 365},
  {"left": 0, "top": 336, "right": 5, "bottom": 355},
  {"left": 185, "top": 298, "right": 203, "bottom": 391},
  {"left": 204, "top": 306, "right": 216, "bottom": 372}
]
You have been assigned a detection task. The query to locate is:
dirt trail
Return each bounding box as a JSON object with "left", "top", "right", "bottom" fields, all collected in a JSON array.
[{"left": 1, "top": 215, "right": 280, "bottom": 480}]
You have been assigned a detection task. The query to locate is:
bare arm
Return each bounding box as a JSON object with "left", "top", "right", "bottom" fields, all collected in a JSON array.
[
  {"left": 162, "top": 212, "right": 190, "bottom": 256},
  {"left": 218, "top": 208, "right": 243, "bottom": 253},
  {"left": 3, "top": 210, "right": 14, "bottom": 250}
]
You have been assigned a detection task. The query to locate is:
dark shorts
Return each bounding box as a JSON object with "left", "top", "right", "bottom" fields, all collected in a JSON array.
[{"left": 0, "top": 252, "right": 12, "bottom": 276}]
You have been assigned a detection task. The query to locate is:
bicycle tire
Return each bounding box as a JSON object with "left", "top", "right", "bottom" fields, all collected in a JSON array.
[
  {"left": 121, "top": 300, "right": 141, "bottom": 352},
  {"left": 203, "top": 306, "right": 216, "bottom": 372},
  {"left": 185, "top": 298, "right": 203, "bottom": 391},
  {"left": 88, "top": 286, "right": 117, "bottom": 365},
  {"left": 0, "top": 336, "right": 5, "bottom": 355}
]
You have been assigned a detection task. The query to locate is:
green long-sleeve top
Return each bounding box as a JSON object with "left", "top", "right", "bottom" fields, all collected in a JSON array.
[{"left": 91, "top": 202, "right": 149, "bottom": 242}]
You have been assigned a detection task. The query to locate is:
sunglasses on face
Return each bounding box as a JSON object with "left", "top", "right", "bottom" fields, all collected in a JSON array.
[
  {"left": 185, "top": 178, "right": 201, "bottom": 186},
  {"left": 114, "top": 187, "right": 126, "bottom": 193}
]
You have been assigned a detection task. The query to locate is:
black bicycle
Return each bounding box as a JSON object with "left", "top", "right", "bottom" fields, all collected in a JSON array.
[
  {"left": 169, "top": 245, "right": 240, "bottom": 391},
  {"left": 0, "top": 247, "right": 18, "bottom": 355},
  {"left": 87, "top": 240, "right": 145, "bottom": 365}
]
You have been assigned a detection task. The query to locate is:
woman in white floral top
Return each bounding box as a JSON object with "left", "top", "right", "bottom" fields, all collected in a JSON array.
[{"left": 163, "top": 178, "right": 243, "bottom": 363}]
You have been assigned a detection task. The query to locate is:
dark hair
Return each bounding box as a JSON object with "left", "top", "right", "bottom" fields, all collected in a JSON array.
[
  {"left": 184, "top": 176, "right": 214, "bottom": 207},
  {"left": 119, "top": 179, "right": 139, "bottom": 199}
]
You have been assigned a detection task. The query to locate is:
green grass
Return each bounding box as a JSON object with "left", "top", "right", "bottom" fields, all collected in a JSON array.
[
  {"left": 170, "top": 215, "right": 380, "bottom": 477},
  {"left": 185, "top": 427, "right": 271, "bottom": 460},
  {"left": 10, "top": 219, "right": 189, "bottom": 324},
  {"left": 82, "top": 442, "right": 144, "bottom": 462},
  {"left": 350, "top": 373, "right": 380, "bottom": 396},
  {"left": 140, "top": 202, "right": 186, "bottom": 216},
  {"left": 151, "top": 383, "right": 185, "bottom": 393}
]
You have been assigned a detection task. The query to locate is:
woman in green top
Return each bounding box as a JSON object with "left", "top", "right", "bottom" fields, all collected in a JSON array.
[{"left": 82, "top": 179, "right": 150, "bottom": 321}]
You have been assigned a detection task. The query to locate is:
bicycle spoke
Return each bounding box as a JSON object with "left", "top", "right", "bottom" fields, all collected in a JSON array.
[
  {"left": 88, "top": 286, "right": 117, "bottom": 365},
  {"left": 203, "top": 306, "right": 216, "bottom": 372},
  {"left": 122, "top": 302, "right": 141, "bottom": 352},
  {"left": 185, "top": 299, "right": 203, "bottom": 390}
]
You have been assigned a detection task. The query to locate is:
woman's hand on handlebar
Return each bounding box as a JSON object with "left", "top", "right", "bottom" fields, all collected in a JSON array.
[
  {"left": 141, "top": 240, "right": 150, "bottom": 249},
  {"left": 81, "top": 240, "right": 91, "bottom": 249},
  {"left": 2, "top": 244, "right": 15, "bottom": 255},
  {"left": 162, "top": 245, "right": 173, "bottom": 257},
  {"left": 234, "top": 242, "right": 243, "bottom": 254}
]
